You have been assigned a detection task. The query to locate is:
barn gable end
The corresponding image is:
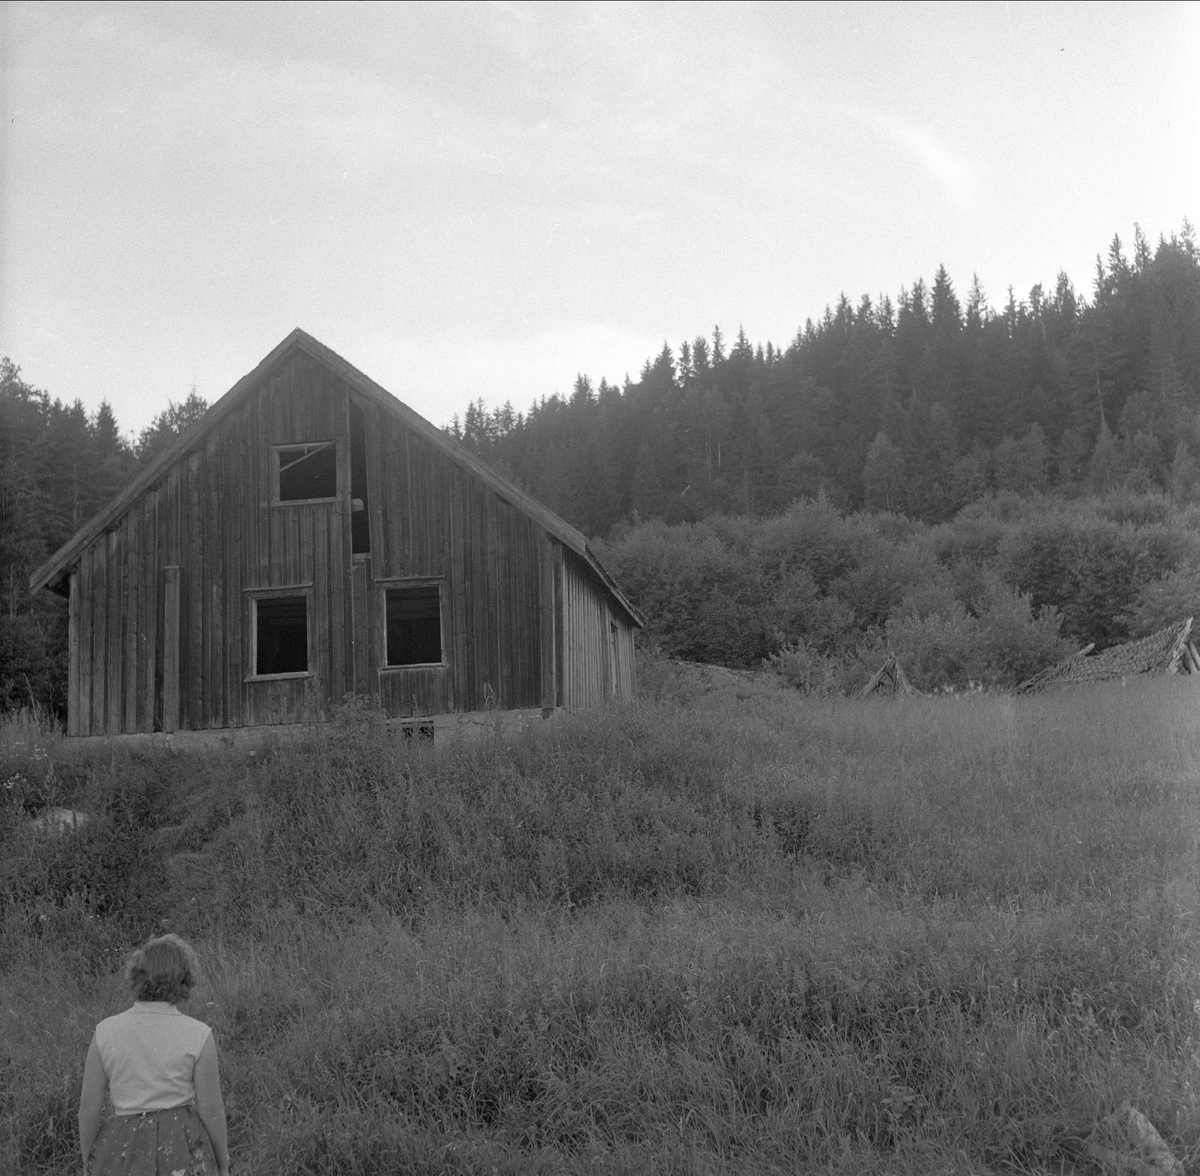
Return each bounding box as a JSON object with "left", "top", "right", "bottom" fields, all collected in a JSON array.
[{"left": 30, "top": 330, "right": 642, "bottom": 738}]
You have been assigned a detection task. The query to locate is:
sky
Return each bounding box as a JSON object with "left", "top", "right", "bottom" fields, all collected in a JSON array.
[{"left": 1, "top": 1, "right": 1198, "bottom": 441}]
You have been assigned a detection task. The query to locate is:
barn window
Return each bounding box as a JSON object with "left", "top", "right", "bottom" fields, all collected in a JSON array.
[
  {"left": 252, "top": 593, "right": 310, "bottom": 676},
  {"left": 276, "top": 442, "right": 337, "bottom": 502},
  {"left": 383, "top": 583, "right": 443, "bottom": 667}
]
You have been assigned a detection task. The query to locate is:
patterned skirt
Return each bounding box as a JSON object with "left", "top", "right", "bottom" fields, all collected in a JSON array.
[{"left": 87, "top": 1106, "right": 217, "bottom": 1176}]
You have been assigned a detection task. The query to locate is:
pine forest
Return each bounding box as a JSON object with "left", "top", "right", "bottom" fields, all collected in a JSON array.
[{"left": 5, "top": 221, "right": 1200, "bottom": 712}]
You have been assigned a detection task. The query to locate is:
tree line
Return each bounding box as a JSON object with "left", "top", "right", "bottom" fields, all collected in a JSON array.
[
  {"left": 0, "top": 371, "right": 208, "bottom": 712},
  {"left": 3, "top": 220, "right": 1198, "bottom": 712},
  {"left": 453, "top": 221, "right": 1200, "bottom": 532}
]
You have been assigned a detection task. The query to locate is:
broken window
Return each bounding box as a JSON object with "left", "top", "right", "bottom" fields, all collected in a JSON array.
[
  {"left": 397, "top": 720, "right": 435, "bottom": 742},
  {"left": 384, "top": 584, "right": 443, "bottom": 666},
  {"left": 254, "top": 594, "right": 309, "bottom": 675},
  {"left": 277, "top": 442, "right": 337, "bottom": 502}
]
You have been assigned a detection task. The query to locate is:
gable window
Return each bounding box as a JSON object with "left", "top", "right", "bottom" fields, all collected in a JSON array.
[
  {"left": 384, "top": 583, "right": 443, "bottom": 667},
  {"left": 252, "top": 593, "right": 310, "bottom": 676},
  {"left": 276, "top": 442, "right": 337, "bottom": 502}
]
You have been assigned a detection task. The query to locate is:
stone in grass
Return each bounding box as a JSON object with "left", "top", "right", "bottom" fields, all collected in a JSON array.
[
  {"left": 29, "top": 806, "right": 89, "bottom": 834},
  {"left": 1085, "top": 1101, "right": 1184, "bottom": 1176}
]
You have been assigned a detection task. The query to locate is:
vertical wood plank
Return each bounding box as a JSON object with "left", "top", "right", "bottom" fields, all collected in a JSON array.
[
  {"left": 67, "top": 570, "right": 80, "bottom": 737},
  {"left": 143, "top": 492, "right": 159, "bottom": 732},
  {"left": 522, "top": 517, "right": 535, "bottom": 704},
  {"left": 92, "top": 540, "right": 107, "bottom": 735},
  {"left": 365, "top": 401, "right": 384, "bottom": 565},
  {"left": 187, "top": 453, "right": 203, "bottom": 731},
  {"left": 448, "top": 466, "right": 465, "bottom": 713},
  {"left": 337, "top": 388, "right": 354, "bottom": 698},
  {"left": 378, "top": 418, "right": 394, "bottom": 578},
  {"left": 134, "top": 498, "right": 149, "bottom": 731},
  {"left": 538, "top": 535, "right": 556, "bottom": 710},
  {"left": 288, "top": 504, "right": 302, "bottom": 585},
  {"left": 207, "top": 443, "right": 222, "bottom": 729},
  {"left": 406, "top": 433, "right": 421, "bottom": 574},
  {"left": 472, "top": 487, "right": 487, "bottom": 710},
  {"left": 107, "top": 530, "right": 122, "bottom": 736},
  {"left": 258, "top": 383, "right": 272, "bottom": 588},
  {"left": 350, "top": 560, "right": 367, "bottom": 695},
  {"left": 228, "top": 414, "right": 246, "bottom": 727},
  {"left": 163, "top": 566, "right": 181, "bottom": 733},
  {"left": 368, "top": 563, "right": 382, "bottom": 708},
  {"left": 124, "top": 514, "right": 140, "bottom": 733},
  {"left": 405, "top": 433, "right": 417, "bottom": 574},
  {"left": 385, "top": 426, "right": 402, "bottom": 576},
  {"left": 79, "top": 547, "right": 93, "bottom": 735},
  {"left": 315, "top": 507, "right": 331, "bottom": 714},
  {"left": 332, "top": 511, "right": 348, "bottom": 704},
  {"left": 556, "top": 548, "right": 566, "bottom": 710}
]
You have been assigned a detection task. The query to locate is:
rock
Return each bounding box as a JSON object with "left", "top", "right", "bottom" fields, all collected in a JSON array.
[
  {"left": 1085, "top": 1101, "right": 1184, "bottom": 1176},
  {"left": 29, "top": 806, "right": 88, "bottom": 834}
]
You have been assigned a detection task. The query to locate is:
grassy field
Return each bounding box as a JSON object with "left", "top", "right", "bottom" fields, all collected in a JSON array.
[{"left": 4, "top": 663, "right": 1200, "bottom": 1174}]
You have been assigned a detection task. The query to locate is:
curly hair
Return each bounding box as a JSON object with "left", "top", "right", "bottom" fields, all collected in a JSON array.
[{"left": 126, "top": 934, "right": 201, "bottom": 1004}]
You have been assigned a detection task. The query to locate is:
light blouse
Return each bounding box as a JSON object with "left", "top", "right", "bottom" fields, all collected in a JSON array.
[{"left": 93, "top": 1001, "right": 213, "bottom": 1114}]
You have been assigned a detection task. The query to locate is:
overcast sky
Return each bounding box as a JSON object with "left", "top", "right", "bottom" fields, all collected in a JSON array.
[{"left": 2, "top": 1, "right": 1197, "bottom": 439}]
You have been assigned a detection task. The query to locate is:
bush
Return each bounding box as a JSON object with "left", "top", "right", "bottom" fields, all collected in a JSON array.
[
  {"left": 1094, "top": 489, "right": 1172, "bottom": 527},
  {"left": 970, "top": 579, "right": 1072, "bottom": 684},
  {"left": 886, "top": 606, "right": 981, "bottom": 690},
  {"left": 596, "top": 518, "right": 773, "bottom": 666},
  {"left": 0, "top": 750, "right": 183, "bottom": 972},
  {"left": 886, "top": 578, "right": 1069, "bottom": 690},
  {"left": 998, "top": 509, "right": 1181, "bottom": 648},
  {"left": 1121, "top": 560, "right": 1200, "bottom": 637}
]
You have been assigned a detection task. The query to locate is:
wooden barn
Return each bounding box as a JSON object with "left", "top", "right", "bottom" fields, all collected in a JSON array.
[{"left": 29, "top": 330, "right": 643, "bottom": 740}]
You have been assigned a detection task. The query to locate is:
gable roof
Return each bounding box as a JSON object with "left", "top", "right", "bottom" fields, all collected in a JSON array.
[{"left": 29, "top": 329, "right": 643, "bottom": 627}]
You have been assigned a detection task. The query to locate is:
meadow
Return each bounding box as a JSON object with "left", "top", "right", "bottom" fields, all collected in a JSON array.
[{"left": 4, "top": 661, "right": 1200, "bottom": 1174}]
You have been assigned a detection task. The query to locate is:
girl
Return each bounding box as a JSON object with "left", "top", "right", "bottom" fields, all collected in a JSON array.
[{"left": 78, "top": 934, "right": 230, "bottom": 1176}]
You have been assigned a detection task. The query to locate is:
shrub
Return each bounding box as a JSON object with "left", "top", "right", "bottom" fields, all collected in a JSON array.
[
  {"left": 0, "top": 749, "right": 182, "bottom": 972},
  {"left": 1121, "top": 560, "right": 1200, "bottom": 636},
  {"left": 764, "top": 640, "right": 843, "bottom": 695},
  {"left": 998, "top": 510, "right": 1167, "bottom": 647},
  {"left": 886, "top": 578, "right": 1069, "bottom": 690},
  {"left": 970, "top": 579, "right": 1072, "bottom": 684}
]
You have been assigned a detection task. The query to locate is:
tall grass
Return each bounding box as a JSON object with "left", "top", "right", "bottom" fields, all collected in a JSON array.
[{"left": 4, "top": 673, "right": 1200, "bottom": 1173}]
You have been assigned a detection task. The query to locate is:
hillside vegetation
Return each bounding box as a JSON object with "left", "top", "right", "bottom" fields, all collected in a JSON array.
[
  {"left": 5, "top": 220, "right": 1200, "bottom": 714},
  {"left": 599, "top": 490, "right": 1200, "bottom": 690},
  {"left": 5, "top": 667, "right": 1200, "bottom": 1174}
]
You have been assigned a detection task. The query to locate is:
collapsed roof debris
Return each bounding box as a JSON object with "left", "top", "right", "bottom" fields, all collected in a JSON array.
[
  {"left": 859, "top": 654, "right": 922, "bottom": 699},
  {"left": 1016, "top": 619, "right": 1196, "bottom": 693}
]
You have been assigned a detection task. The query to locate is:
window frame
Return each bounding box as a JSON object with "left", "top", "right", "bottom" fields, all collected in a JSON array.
[
  {"left": 272, "top": 440, "right": 340, "bottom": 506},
  {"left": 379, "top": 578, "right": 446, "bottom": 670},
  {"left": 246, "top": 586, "right": 313, "bottom": 680}
]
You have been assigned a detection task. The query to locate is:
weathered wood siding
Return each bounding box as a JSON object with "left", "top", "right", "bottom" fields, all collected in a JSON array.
[
  {"left": 559, "top": 549, "right": 637, "bottom": 709},
  {"left": 68, "top": 350, "right": 350, "bottom": 734},
  {"left": 366, "top": 404, "right": 549, "bottom": 716},
  {"left": 63, "top": 347, "right": 634, "bottom": 736}
]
